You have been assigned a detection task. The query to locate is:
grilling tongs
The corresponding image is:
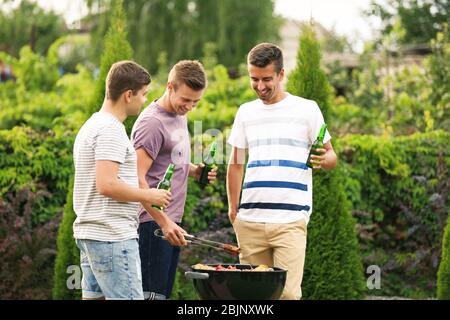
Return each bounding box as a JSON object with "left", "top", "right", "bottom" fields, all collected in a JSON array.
[{"left": 154, "top": 229, "right": 240, "bottom": 256}]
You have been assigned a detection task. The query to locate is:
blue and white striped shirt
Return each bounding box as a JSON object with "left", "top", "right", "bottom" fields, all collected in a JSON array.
[{"left": 227, "top": 94, "right": 331, "bottom": 224}]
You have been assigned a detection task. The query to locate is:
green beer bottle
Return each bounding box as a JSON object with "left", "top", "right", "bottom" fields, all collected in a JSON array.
[
  {"left": 306, "top": 124, "right": 327, "bottom": 169},
  {"left": 152, "top": 163, "right": 175, "bottom": 211},
  {"left": 199, "top": 141, "right": 217, "bottom": 188}
]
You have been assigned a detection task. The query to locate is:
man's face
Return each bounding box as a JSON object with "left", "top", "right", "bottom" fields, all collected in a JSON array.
[
  {"left": 248, "top": 63, "right": 284, "bottom": 104},
  {"left": 126, "top": 85, "right": 149, "bottom": 116},
  {"left": 168, "top": 82, "right": 204, "bottom": 116}
]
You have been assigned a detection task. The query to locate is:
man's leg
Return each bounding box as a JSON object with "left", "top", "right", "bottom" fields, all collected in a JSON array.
[
  {"left": 80, "top": 238, "right": 144, "bottom": 300},
  {"left": 76, "top": 239, "right": 105, "bottom": 300},
  {"left": 139, "top": 221, "right": 177, "bottom": 300},
  {"left": 165, "top": 234, "right": 181, "bottom": 299},
  {"left": 233, "top": 219, "right": 273, "bottom": 266},
  {"left": 139, "top": 221, "right": 153, "bottom": 299},
  {"left": 269, "top": 219, "right": 307, "bottom": 300}
]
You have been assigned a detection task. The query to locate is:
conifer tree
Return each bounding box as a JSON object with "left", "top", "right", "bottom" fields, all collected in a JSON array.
[
  {"left": 90, "top": 0, "right": 279, "bottom": 73},
  {"left": 437, "top": 217, "right": 450, "bottom": 299},
  {"left": 52, "top": 176, "right": 80, "bottom": 299},
  {"left": 52, "top": 0, "right": 133, "bottom": 299},
  {"left": 89, "top": 0, "right": 133, "bottom": 116},
  {"left": 287, "top": 24, "right": 365, "bottom": 299}
]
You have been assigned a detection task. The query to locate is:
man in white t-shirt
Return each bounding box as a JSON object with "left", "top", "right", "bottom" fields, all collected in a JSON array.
[
  {"left": 227, "top": 43, "right": 337, "bottom": 300},
  {"left": 73, "top": 61, "right": 171, "bottom": 300}
]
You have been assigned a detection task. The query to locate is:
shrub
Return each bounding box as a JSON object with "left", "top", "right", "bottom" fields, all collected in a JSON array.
[
  {"left": 0, "top": 187, "right": 60, "bottom": 299},
  {"left": 287, "top": 24, "right": 365, "bottom": 299},
  {"left": 437, "top": 217, "right": 450, "bottom": 299},
  {"left": 338, "top": 130, "right": 449, "bottom": 298},
  {"left": 52, "top": 176, "right": 80, "bottom": 300},
  {"left": 52, "top": 0, "right": 134, "bottom": 299},
  {"left": 0, "top": 127, "right": 73, "bottom": 224}
]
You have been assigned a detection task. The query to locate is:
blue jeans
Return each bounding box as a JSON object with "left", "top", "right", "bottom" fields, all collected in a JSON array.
[
  {"left": 138, "top": 221, "right": 181, "bottom": 300},
  {"left": 76, "top": 238, "right": 144, "bottom": 300}
]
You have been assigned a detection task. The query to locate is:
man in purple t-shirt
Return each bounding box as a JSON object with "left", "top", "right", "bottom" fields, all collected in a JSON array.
[{"left": 131, "top": 60, "right": 217, "bottom": 300}]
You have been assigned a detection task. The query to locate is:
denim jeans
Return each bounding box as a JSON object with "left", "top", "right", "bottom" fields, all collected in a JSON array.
[
  {"left": 138, "top": 221, "right": 181, "bottom": 300},
  {"left": 76, "top": 238, "right": 144, "bottom": 300}
]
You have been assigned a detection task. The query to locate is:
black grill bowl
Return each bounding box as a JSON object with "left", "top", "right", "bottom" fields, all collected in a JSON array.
[{"left": 185, "top": 264, "right": 287, "bottom": 300}]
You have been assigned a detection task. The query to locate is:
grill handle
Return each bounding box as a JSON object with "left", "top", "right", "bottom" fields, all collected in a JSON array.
[{"left": 185, "top": 271, "right": 210, "bottom": 280}]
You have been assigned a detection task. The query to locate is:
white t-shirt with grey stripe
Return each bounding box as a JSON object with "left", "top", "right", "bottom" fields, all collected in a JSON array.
[
  {"left": 227, "top": 94, "right": 331, "bottom": 225},
  {"left": 73, "top": 112, "right": 140, "bottom": 241}
]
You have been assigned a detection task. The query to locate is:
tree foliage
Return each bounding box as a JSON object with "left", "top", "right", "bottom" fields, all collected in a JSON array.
[
  {"left": 366, "top": 0, "right": 449, "bottom": 45},
  {"left": 0, "top": 0, "right": 66, "bottom": 56},
  {"left": 88, "top": 0, "right": 133, "bottom": 116},
  {"left": 52, "top": 0, "right": 133, "bottom": 299},
  {"left": 287, "top": 24, "right": 332, "bottom": 122},
  {"left": 329, "top": 25, "right": 450, "bottom": 138},
  {"left": 87, "top": 0, "right": 280, "bottom": 74},
  {"left": 437, "top": 216, "right": 450, "bottom": 300},
  {"left": 287, "top": 24, "right": 365, "bottom": 299}
]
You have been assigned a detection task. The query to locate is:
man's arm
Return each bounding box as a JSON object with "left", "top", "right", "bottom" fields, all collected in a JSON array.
[
  {"left": 310, "top": 141, "right": 337, "bottom": 171},
  {"left": 226, "top": 146, "right": 246, "bottom": 223},
  {"left": 96, "top": 160, "right": 158, "bottom": 203},
  {"left": 136, "top": 148, "right": 187, "bottom": 246}
]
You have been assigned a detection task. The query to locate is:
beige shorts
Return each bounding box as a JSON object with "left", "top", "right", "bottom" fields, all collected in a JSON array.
[{"left": 233, "top": 218, "right": 307, "bottom": 300}]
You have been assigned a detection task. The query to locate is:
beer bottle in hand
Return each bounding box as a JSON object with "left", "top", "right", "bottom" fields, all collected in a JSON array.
[
  {"left": 306, "top": 124, "right": 327, "bottom": 169},
  {"left": 152, "top": 163, "right": 175, "bottom": 211},
  {"left": 199, "top": 141, "right": 217, "bottom": 188}
]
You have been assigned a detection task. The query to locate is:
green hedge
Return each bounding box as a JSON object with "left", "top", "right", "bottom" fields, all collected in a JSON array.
[
  {"left": 437, "top": 216, "right": 450, "bottom": 299},
  {"left": 338, "top": 130, "right": 449, "bottom": 298},
  {"left": 0, "top": 127, "right": 73, "bottom": 299},
  {"left": 0, "top": 127, "right": 73, "bottom": 223}
]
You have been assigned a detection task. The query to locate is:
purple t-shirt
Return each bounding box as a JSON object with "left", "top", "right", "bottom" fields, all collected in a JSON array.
[{"left": 131, "top": 101, "right": 190, "bottom": 223}]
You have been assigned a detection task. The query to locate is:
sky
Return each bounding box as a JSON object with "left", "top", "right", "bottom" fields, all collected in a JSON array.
[
  {"left": 7, "top": 0, "right": 384, "bottom": 51},
  {"left": 274, "top": 0, "right": 383, "bottom": 45}
]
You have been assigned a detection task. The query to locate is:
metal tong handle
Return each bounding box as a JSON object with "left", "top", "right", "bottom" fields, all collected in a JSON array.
[
  {"left": 187, "top": 240, "right": 231, "bottom": 252},
  {"left": 154, "top": 229, "right": 238, "bottom": 255},
  {"left": 153, "top": 229, "right": 195, "bottom": 242},
  {"left": 183, "top": 234, "right": 229, "bottom": 248},
  {"left": 153, "top": 229, "right": 166, "bottom": 239},
  {"left": 154, "top": 229, "right": 225, "bottom": 247}
]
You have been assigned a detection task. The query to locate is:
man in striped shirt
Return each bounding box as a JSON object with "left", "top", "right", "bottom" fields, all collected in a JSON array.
[
  {"left": 227, "top": 43, "right": 337, "bottom": 300},
  {"left": 73, "top": 61, "right": 171, "bottom": 300}
]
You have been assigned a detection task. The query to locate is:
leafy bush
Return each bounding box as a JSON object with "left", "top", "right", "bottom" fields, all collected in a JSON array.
[
  {"left": 52, "top": 176, "right": 80, "bottom": 300},
  {"left": 287, "top": 25, "right": 365, "bottom": 299},
  {"left": 0, "top": 187, "right": 60, "bottom": 299},
  {"left": 48, "top": 34, "right": 92, "bottom": 74},
  {"left": 427, "top": 24, "right": 450, "bottom": 131},
  {"left": 0, "top": 50, "right": 94, "bottom": 132},
  {"left": 338, "top": 130, "right": 449, "bottom": 298},
  {"left": 328, "top": 25, "right": 449, "bottom": 138},
  {"left": 0, "top": 127, "right": 73, "bottom": 224},
  {"left": 437, "top": 216, "right": 450, "bottom": 300}
]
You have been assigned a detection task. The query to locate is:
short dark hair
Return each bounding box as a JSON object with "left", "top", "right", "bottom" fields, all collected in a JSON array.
[
  {"left": 169, "top": 60, "right": 207, "bottom": 91},
  {"left": 247, "top": 43, "right": 284, "bottom": 73},
  {"left": 106, "top": 60, "right": 151, "bottom": 101}
]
